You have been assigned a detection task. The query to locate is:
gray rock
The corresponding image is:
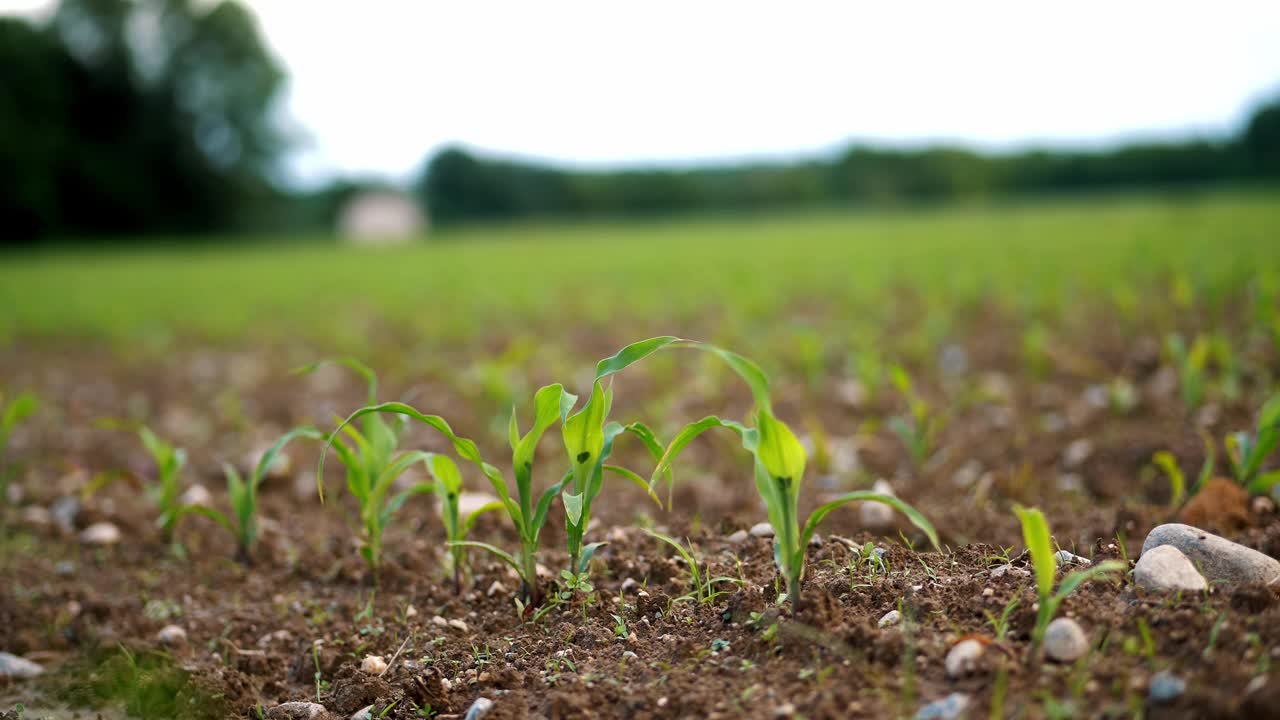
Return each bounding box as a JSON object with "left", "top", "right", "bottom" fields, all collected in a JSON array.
[
  {"left": 350, "top": 706, "right": 372, "bottom": 720},
  {"left": 0, "top": 651, "right": 44, "bottom": 678},
  {"left": 878, "top": 609, "right": 902, "bottom": 628},
  {"left": 1149, "top": 671, "right": 1186, "bottom": 703},
  {"left": 914, "top": 693, "right": 971, "bottom": 720},
  {"left": 944, "top": 639, "right": 985, "bottom": 678},
  {"left": 991, "top": 563, "right": 1030, "bottom": 579},
  {"left": 267, "top": 702, "right": 330, "bottom": 720},
  {"left": 50, "top": 495, "right": 80, "bottom": 532},
  {"left": 80, "top": 521, "right": 122, "bottom": 545},
  {"left": 859, "top": 480, "right": 897, "bottom": 528},
  {"left": 1142, "top": 523, "right": 1280, "bottom": 587},
  {"left": 464, "top": 697, "right": 495, "bottom": 720},
  {"left": 1043, "top": 618, "right": 1089, "bottom": 662},
  {"left": 622, "top": 650, "right": 638, "bottom": 662},
  {"left": 808, "top": 533, "right": 823, "bottom": 548},
  {"left": 179, "top": 484, "right": 213, "bottom": 508},
  {"left": 1063, "top": 438, "right": 1094, "bottom": 468},
  {"left": 1134, "top": 545, "right": 1207, "bottom": 593},
  {"left": 749, "top": 522, "right": 775, "bottom": 538},
  {"left": 727, "top": 529, "right": 750, "bottom": 544}
]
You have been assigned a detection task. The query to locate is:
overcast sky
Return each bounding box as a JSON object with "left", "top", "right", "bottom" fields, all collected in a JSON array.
[{"left": 6, "top": 0, "right": 1280, "bottom": 186}]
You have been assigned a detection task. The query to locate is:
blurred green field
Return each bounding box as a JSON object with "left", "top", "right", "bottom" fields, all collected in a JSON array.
[{"left": 2, "top": 191, "right": 1278, "bottom": 351}]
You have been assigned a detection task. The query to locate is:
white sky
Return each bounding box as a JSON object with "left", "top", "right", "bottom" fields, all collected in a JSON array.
[{"left": 6, "top": 1, "right": 1280, "bottom": 187}]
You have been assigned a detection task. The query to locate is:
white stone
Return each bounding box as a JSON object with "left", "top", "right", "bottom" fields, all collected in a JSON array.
[
  {"left": 486, "top": 581, "right": 507, "bottom": 597},
  {"left": 79, "top": 521, "right": 122, "bottom": 545},
  {"left": 464, "top": 697, "right": 494, "bottom": 720},
  {"left": 350, "top": 705, "right": 373, "bottom": 720},
  {"left": 156, "top": 625, "right": 187, "bottom": 646},
  {"left": 1043, "top": 618, "right": 1089, "bottom": 663},
  {"left": 878, "top": 610, "right": 902, "bottom": 628},
  {"left": 859, "top": 479, "right": 898, "bottom": 528},
  {"left": 1142, "top": 523, "right": 1280, "bottom": 587},
  {"left": 448, "top": 618, "right": 469, "bottom": 633},
  {"left": 1054, "top": 550, "right": 1091, "bottom": 567},
  {"left": 727, "top": 529, "right": 750, "bottom": 544},
  {"left": 180, "top": 484, "right": 213, "bottom": 507},
  {"left": 431, "top": 615, "right": 449, "bottom": 628},
  {"left": 458, "top": 492, "right": 500, "bottom": 518},
  {"left": 266, "top": 702, "right": 329, "bottom": 720},
  {"left": 749, "top": 522, "right": 775, "bottom": 538},
  {"left": 1063, "top": 438, "right": 1094, "bottom": 468},
  {"left": 944, "top": 639, "right": 985, "bottom": 678},
  {"left": 360, "top": 655, "right": 388, "bottom": 675},
  {"left": 1134, "top": 545, "right": 1208, "bottom": 593},
  {"left": 0, "top": 651, "right": 44, "bottom": 678}
]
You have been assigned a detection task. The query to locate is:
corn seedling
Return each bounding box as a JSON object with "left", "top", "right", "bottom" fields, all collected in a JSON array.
[
  {"left": 651, "top": 342, "right": 939, "bottom": 609},
  {"left": 104, "top": 426, "right": 189, "bottom": 543},
  {"left": 302, "top": 359, "right": 437, "bottom": 575},
  {"left": 1226, "top": 393, "right": 1280, "bottom": 494},
  {"left": 887, "top": 365, "right": 941, "bottom": 468},
  {"left": 1013, "top": 505, "right": 1125, "bottom": 652},
  {"left": 0, "top": 390, "right": 38, "bottom": 506},
  {"left": 642, "top": 528, "right": 741, "bottom": 604},
  {"left": 1152, "top": 442, "right": 1214, "bottom": 509},
  {"left": 420, "top": 452, "right": 503, "bottom": 592},
  {"left": 183, "top": 427, "right": 324, "bottom": 563},
  {"left": 1166, "top": 333, "right": 1211, "bottom": 412}
]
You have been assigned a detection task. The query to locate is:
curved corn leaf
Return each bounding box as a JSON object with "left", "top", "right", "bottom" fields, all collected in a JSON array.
[
  {"left": 293, "top": 357, "right": 378, "bottom": 406},
  {"left": 1052, "top": 560, "right": 1126, "bottom": 603},
  {"left": 800, "top": 491, "right": 940, "bottom": 552},
  {"left": 594, "top": 336, "right": 684, "bottom": 381},
  {"left": 462, "top": 500, "right": 506, "bottom": 536},
  {"left": 176, "top": 504, "right": 234, "bottom": 534},
  {"left": 531, "top": 470, "right": 573, "bottom": 540},
  {"left": 578, "top": 541, "right": 608, "bottom": 575},
  {"left": 384, "top": 482, "right": 436, "bottom": 524},
  {"left": 649, "top": 415, "right": 754, "bottom": 496},
  {"left": 450, "top": 540, "right": 521, "bottom": 574},
  {"left": 1152, "top": 451, "right": 1186, "bottom": 507},
  {"left": 562, "top": 491, "right": 584, "bottom": 526},
  {"left": 253, "top": 426, "right": 324, "bottom": 486},
  {"left": 602, "top": 465, "right": 660, "bottom": 505},
  {"left": 424, "top": 453, "right": 463, "bottom": 495}
]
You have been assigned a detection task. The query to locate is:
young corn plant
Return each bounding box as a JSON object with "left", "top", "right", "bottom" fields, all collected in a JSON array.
[
  {"left": 182, "top": 427, "right": 324, "bottom": 563},
  {"left": 420, "top": 452, "right": 504, "bottom": 593},
  {"left": 1013, "top": 505, "right": 1124, "bottom": 652},
  {"left": 321, "top": 382, "right": 566, "bottom": 606},
  {"left": 1166, "top": 333, "right": 1211, "bottom": 412},
  {"left": 302, "top": 359, "right": 437, "bottom": 576},
  {"left": 1226, "top": 393, "right": 1280, "bottom": 495},
  {"left": 651, "top": 342, "right": 939, "bottom": 610},
  {"left": 887, "top": 365, "right": 940, "bottom": 469},
  {"left": 1, "top": 391, "right": 39, "bottom": 505},
  {"left": 135, "top": 426, "right": 189, "bottom": 544},
  {"left": 1152, "top": 444, "right": 1214, "bottom": 510}
]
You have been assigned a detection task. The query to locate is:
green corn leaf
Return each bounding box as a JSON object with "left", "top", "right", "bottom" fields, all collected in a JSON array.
[
  {"left": 1247, "top": 468, "right": 1280, "bottom": 496},
  {"left": 602, "top": 465, "right": 661, "bottom": 505},
  {"left": 562, "top": 381, "right": 607, "bottom": 480},
  {"left": 578, "top": 541, "right": 607, "bottom": 574},
  {"left": 0, "top": 391, "right": 37, "bottom": 437},
  {"left": 562, "top": 491, "right": 584, "bottom": 526},
  {"left": 1260, "top": 393, "right": 1280, "bottom": 432},
  {"left": 594, "top": 336, "right": 684, "bottom": 381},
  {"left": 754, "top": 412, "right": 806, "bottom": 492},
  {"left": 800, "top": 491, "right": 940, "bottom": 552},
  {"left": 223, "top": 463, "right": 249, "bottom": 528},
  {"left": 649, "top": 415, "right": 754, "bottom": 492},
  {"left": 318, "top": 402, "right": 505, "bottom": 507},
  {"left": 293, "top": 357, "right": 378, "bottom": 405},
  {"left": 641, "top": 528, "right": 697, "bottom": 569},
  {"left": 383, "top": 482, "right": 436, "bottom": 524},
  {"left": 1052, "top": 560, "right": 1126, "bottom": 604},
  {"left": 531, "top": 470, "right": 573, "bottom": 540},
  {"left": 1194, "top": 437, "right": 1216, "bottom": 495},
  {"left": 507, "top": 407, "right": 520, "bottom": 452},
  {"left": 254, "top": 426, "right": 324, "bottom": 487},
  {"left": 697, "top": 344, "right": 774, "bottom": 413},
  {"left": 1153, "top": 451, "right": 1186, "bottom": 507},
  {"left": 424, "top": 453, "right": 463, "bottom": 495},
  {"left": 450, "top": 540, "right": 521, "bottom": 574},
  {"left": 372, "top": 450, "right": 434, "bottom": 509},
  {"left": 1013, "top": 505, "right": 1056, "bottom": 600},
  {"left": 175, "top": 504, "right": 234, "bottom": 534}
]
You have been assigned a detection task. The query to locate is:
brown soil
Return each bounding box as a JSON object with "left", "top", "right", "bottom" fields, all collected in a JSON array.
[{"left": 2, "top": 318, "right": 1279, "bottom": 719}]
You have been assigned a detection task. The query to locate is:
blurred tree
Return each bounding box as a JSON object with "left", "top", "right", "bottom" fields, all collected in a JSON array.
[{"left": 1242, "top": 97, "right": 1280, "bottom": 178}]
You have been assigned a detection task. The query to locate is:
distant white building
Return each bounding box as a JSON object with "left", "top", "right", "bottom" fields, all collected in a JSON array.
[{"left": 338, "top": 190, "right": 425, "bottom": 245}]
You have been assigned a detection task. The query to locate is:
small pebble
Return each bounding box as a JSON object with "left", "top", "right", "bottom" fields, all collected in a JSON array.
[
  {"left": 749, "top": 522, "right": 775, "bottom": 538},
  {"left": 808, "top": 533, "right": 823, "bottom": 548},
  {"left": 50, "top": 496, "right": 80, "bottom": 532},
  {"left": 1054, "top": 549, "right": 1091, "bottom": 567},
  {"left": 1134, "top": 545, "right": 1207, "bottom": 593},
  {"left": 21, "top": 506, "right": 52, "bottom": 528},
  {"left": 432, "top": 615, "right": 449, "bottom": 628},
  {"left": 981, "top": 587, "right": 994, "bottom": 597},
  {"left": 1253, "top": 496, "right": 1275, "bottom": 515},
  {"left": 727, "top": 529, "right": 750, "bottom": 544},
  {"left": 448, "top": 618, "right": 469, "bottom": 633},
  {"left": 179, "top": 484, "right": 213, "bottom": 507},
  {"left": 620, "top": 578, "right": 639, "bottom": 594},
  {"left": 878, "top": 610, "right": 902, "bottom": 628},
  {"left": 622, "top": 650, "right": 638, "bottom": 662},
  {"left": 1043, "top": 618, "right": 1089, "bottom": 663},
  {"left": 485, "top": 581, "right": 506, "bottom": 597},
  {"left": 360, "top": 655, "right": 387, "bottom": 675},
  {"left": 79, "top": 521, "right": 122, "bottom": 545},
  {"left": 0, "top": 651, "right": 44, "bottom": 678},
  {"left": 772, "top": 702, "right": 797, "bottom": 718},
  {"left": 1246, "top": 675, "right": 1267, "bottom": 695},
  {"left": 156, "top": 625, "right": 187, "bottom": 646},
  {"left": 464, "top": 697, "right": 494, "bottom": 720},
  {"left": 991, "top": 564, "right": 1029, "bottom": 579},
  {"left": 350, "top": 705, "right": 372, "bottom": 720},
  {"left": 1063, "top": 438, "right": 1094, "bottom": 468},
  {"left": 859, "top": 479, "right": 897, "bottom": 528},
  {"left": 1148, "top": 671, "right": 1185, "bottom": 703},
  {"left": 944, "top": 639, "right": 985, "bottom": 678},
  {"left": 915, "top": 693, "right": 971, "bottom": 720}
]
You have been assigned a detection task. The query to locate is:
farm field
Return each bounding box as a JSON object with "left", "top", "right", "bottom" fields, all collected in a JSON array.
[{"left": 3, "top": 190, "right": 1280, "bottom": 719}]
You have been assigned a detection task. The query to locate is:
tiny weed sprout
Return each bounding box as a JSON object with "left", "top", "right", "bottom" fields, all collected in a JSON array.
[
  {"left": 183, "top": 427, "right": 324, "bottom": 563},
  {"left": 421, "top": 452, "right": 503, "bottom": 592},
  {"left": 642, "top": 528, "right": 741, "bottom": 604},
  {"left": 95, "top": 425, "right": 191, "bottom": 544},
  {"left": 652, "top": 343, "right": 939, "bottom": 609},
  {"left": 1013, "top": 505, "right": 1124, "bottom": 652},
  {"left": 302, "top": 358, "right": 435, "bottom": 575},
  {"left": 887, "top": 365, "right": 940, "bottom": 468},
  {"left": 1226, "top": 393, "right": 1280, "bottom": 494}
]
